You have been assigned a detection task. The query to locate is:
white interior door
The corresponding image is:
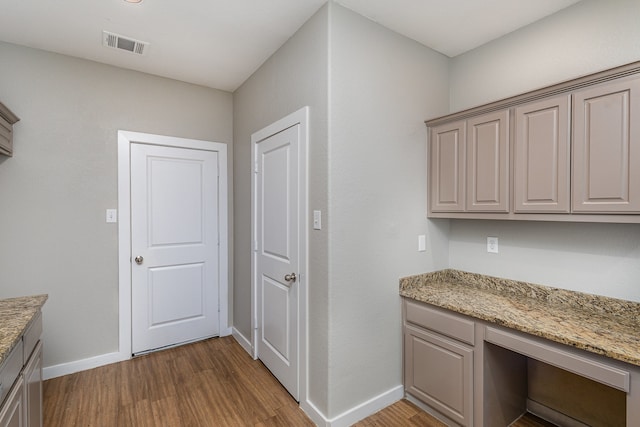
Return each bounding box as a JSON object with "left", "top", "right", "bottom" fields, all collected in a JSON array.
[
  {"left": 130, "top": 143, "right": 219, "bottom": 354},
  {"left": 255, "top": 124, "right": 301, "bottom": 400}
]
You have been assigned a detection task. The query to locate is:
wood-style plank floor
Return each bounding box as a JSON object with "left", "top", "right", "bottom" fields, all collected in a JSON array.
[{"left": 43, "top": 336, "right": 554, "bottom": 426}]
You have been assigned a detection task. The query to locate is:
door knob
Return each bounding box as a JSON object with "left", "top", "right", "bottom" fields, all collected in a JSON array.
[
  {"left": 284, "top": 273, "right": 297, "bottom": 283},
  {"left": 134, "top": 256, "right": 144, "bottom": 265}
]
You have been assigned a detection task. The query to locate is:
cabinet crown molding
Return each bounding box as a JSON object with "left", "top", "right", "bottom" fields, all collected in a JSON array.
[
  {"left": 0, "top": 101, "right": 19, "bottom": 124},
  {"left": 425, "top": 60, "right": 640, "bottom": 127}
]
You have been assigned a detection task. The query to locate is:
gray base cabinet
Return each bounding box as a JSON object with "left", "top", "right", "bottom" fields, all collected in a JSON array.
[
  {"left": 0, "top": 376, "right": 24, "bottom": 427},
  {"left": 404, "top": 299, "right": 475, "bottom": 426},
  {"left": 405, "top": 325, "right": 473, "bottom": 426},
  {"left": 0, "top": 313, "right": 43, "bottom": 427},
  {"left": 403, "top": 297, "right": 640, "bottom": 426},
  {"left": 23, "top": 342, "right": 42, "bottom": 427}
]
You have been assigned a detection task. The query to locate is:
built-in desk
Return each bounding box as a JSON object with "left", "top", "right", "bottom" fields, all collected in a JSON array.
[{"left": 400, "top": 270, "right": 640, "bottom": 426}]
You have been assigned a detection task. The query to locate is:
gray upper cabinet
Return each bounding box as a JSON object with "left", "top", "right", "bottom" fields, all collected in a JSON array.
[
  {"left": 426, "top": 60, "right": 640, "bottom": 223},
  {"left": 0, "top": 102, "right": 20, "bottom": 157},
  {"left": 429, "top": 111, "right": 509, "bottom": 214},
  {"left": 466, "top": 110, "right": 509, "bottom": 212},
  {"left": 514, "top": 95, "right": 571, "bottom": 213},
  {"left": 572, "top": 77, "right": 640, "bottom": 213},
  {"left": 429, "top": 121, "right": 466, "bottom": 212}
]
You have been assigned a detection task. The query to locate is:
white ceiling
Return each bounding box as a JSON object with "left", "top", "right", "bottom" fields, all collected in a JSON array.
[{"left": 0, "top": 0, "right": 582, "bottom": 92}]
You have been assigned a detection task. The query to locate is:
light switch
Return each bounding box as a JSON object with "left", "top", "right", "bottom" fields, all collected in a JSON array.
[
  {"left": 313, "top": 210, "right": 322, "bottom": 230},
  {"left": 487, "top": 236, "right": 499, "bottom": 253},
  {"left": 418, "top": 235, "right": 426, "bottom": 252},
  {"left": 106, "top": 209, "right": 118, "bottom": 223}
]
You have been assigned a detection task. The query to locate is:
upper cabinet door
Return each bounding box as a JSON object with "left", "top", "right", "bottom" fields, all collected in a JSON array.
[
  {"left": 0, "top": 102, "right": 20, "bottom": 157},
  {"left": 466, "top": 110, "right": 509, "bottom": 212},
  {"left": 514, "top": 95, "right": 571, "bottom": 213},
  {"left": 573, "top": 77, "right": 640, "bottom": 213},
  {"left": 430, "top": 121, "right": 466, "bottom": 212}
]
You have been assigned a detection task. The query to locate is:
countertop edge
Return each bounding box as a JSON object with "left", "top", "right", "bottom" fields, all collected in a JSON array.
[
  {"left": 399, "top": 271, "right": 640, "bottom": 368},
  {"left": 0, "top": 294, "right": 48, "bottom": 367}
]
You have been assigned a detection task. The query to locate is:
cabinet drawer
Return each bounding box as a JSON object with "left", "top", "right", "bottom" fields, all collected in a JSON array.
[
  {"left": 405, "top": 299, "right": 475, "bottom": 345},
  {"left": 485, "top": 326, "right": 630, "bottom": 392},
  {"left": 0, "top": 340, "right": 23, "bottom": 406},
  {"left": 23, "top": 311, "right": 42, "bottom": 364}
]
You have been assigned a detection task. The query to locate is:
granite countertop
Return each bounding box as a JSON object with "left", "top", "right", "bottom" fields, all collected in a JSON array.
[
  {"left": 400, "top": 269, "right": 640, "bottom": 367},
  {"left": 0, "top": 294, "right": 48, "bottom": 366}
]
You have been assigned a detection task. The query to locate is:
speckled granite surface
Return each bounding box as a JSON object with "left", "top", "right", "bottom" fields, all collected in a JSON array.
[
  {"left": 400, "top": 270, "right": 640, "bottom": 367},
  {"left": 0, "top": 295, "right": 47, "bottom": 366}
]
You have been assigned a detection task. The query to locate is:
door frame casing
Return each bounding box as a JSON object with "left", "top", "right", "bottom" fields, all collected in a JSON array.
[
  {"left": 251, "top": 107, "right": 309, "bottom": 404},
  {"left": 117, "top": 130, "right": 230, "bottom": 360}
]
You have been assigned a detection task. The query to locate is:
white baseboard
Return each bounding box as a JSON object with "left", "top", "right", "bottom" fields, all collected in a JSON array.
[
  {"left": 231, "top": 327, "right": 253, "bottom": 355},
  {"left": 43, "top": 351, "right": 127, "bottom": 380},
  {"left": 302, "top": 385, "right": 404, "bottom": 427},
  {"left": 44, "top": 328, "right": 236, "bottom": 381}
]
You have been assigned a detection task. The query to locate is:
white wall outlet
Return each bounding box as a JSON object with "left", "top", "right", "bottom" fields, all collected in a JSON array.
[
  {"left": 313, "top": 210, "right": 322, "bottom": 230},
  {"left": 418, "top": 234, "right": 426, "bottom": 252},
  {"left": 106, "top": 209, "right": 117, "bottom": 223},
  {"left": 487, "top": 236, "right": 499, "bottom": 253}
]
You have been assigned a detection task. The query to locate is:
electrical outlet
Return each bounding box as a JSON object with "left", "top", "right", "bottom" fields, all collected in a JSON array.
[{"left": 487, "top": 237, "right": 499, "bottom": 253}]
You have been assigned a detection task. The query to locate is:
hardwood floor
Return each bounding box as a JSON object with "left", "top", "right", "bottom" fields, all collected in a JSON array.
[
  {"left": 44, "top": 337, "right": 314, "bottom": 426},
  {"left": 43, "top": 336, "right": 555, "bottom": 426},
  {"left": 352, "top": 399, "right": 447, "bottom": 426}
]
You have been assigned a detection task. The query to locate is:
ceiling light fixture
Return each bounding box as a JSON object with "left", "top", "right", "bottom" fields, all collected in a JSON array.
[{"left": 124, "top": 0, "right": 143, "bottom": 3}]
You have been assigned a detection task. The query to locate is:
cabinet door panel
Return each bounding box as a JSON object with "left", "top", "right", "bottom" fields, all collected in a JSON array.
[
  {"left": 24, "top": 342, "right": 42, "bottom": 427},
  {"left": 573, "top": 78, "right": 640, "bottom": 212},
  {"left": 405, "top": 325, "right": 473, "bottom": 426},
  {"left": 430, "top": 121, "right": 465, "bottom": 212},
  {"left": 515, "top": 96, "right": 571, "bottom": 212},
  {"left": 467, "top": 111, "right": 509, "bottom": 212},
  {"left": 0, "top": 376, "right": 25, "bottom": 427}
]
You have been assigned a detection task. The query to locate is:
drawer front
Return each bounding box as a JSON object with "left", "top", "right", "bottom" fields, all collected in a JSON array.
[
  {"left": 405, "top": 299, "right": 475, "bottom": 345},
  {"left": 0, "top": 340, "right": 24, "bottom": 406},
  {"left": 23, "top": 311, "right": 43, "bottom": 364},
  {"left": 485, "top": 326, "right": 630, "bottom": 392}
]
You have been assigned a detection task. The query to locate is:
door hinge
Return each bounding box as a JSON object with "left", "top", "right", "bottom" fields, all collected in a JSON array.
[
  {"left": 254, "top": 160, "right": 259, "bottom": 174},
  {"left": 254, "top": 239, "right": 258, "bottom": 252}
]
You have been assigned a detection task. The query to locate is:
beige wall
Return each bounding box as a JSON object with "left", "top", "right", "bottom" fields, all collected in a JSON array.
[
  {"left": 450, "top": 0, "right": 640, "bottom": 111},
  {"left": 232, "top": 2, "right": 450, "bottom": 419},
  {"left": 0, "top": 41, "right": 233, "bottom": 368},
  {"left": 446, "top": 0, "right": 640, "bottom": 302},
  {"left": 327, "top": 3, "right": 449, "bottom": 418}
]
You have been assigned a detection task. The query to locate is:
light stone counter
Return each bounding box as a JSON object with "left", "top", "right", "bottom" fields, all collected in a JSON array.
[
  {"left": 399, "top": 270, "right": 640, "bottom": 367},
  {"left": 0, "top": 294, "right": 47, "bottom": 366}
]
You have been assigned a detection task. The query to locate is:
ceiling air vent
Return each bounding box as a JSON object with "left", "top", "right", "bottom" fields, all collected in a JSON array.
[{"left": 102, "top": 31, "right": 149, "bottom": 55}]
